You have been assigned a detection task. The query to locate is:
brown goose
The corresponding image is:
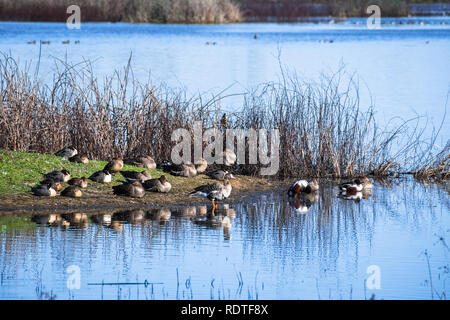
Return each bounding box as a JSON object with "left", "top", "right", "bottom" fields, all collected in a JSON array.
[
  {"left": 142, "top": 175, "right": 172, "bottom": 193},
  {"left": 112, "top": 181, "right": 145, "bottom": 198},
  {"left": 120, "top": 170, "right": 152, "bottom": 182},
  {"left": 189, "top": 179, "right": 232, "bottom": 211},
  {"left": 124, "top": 156, "right": 156, "bottom": 169}
]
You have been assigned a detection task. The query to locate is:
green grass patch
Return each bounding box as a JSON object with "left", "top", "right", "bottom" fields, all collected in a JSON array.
[{"left": 0, "top": 149, "right": 216, "bottom": 195}]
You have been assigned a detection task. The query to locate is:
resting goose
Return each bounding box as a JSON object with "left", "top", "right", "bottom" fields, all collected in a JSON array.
[
  {"left": 206, "top": 170, "right": 235, "bottom": 180},
  {"left": 121, "top": 170, "right": 152, "bottom": 182},
  {"left": 288, "top": 179, "right": 319, "bottom": 196},
  {"left": 104, "top": 158, "right": 124, "bottom": 173},
  {"left": 112, "top": 181, "right": 145, "bottom": 198},
  {"left": 160, "top": 161, "right": 197, "bottom": 177},
  {"left": 89, "top": 169, "right": 112, "bottom": 183},
  {"left": 44, "top": 169, "right": 71, "bottom": 183},
  {"left": 124, "top": 156, "right": 156, "bottom": 169},
  {"left": 142, "top": 175, "right": 172, "bottom": 193},
  {"left": 55, "top": 146, "right": 77, "bottom": 157}
]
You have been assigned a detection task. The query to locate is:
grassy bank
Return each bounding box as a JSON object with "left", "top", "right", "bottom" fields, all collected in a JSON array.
[
  {"left": 0, "top": 0, "right": 447, "bottom": 23},
  {"left": 0, "top": 54, "right": 448, "bottom": 180},
  {"left": 0, "top": 149, "right": 277, "bottom": 211}
]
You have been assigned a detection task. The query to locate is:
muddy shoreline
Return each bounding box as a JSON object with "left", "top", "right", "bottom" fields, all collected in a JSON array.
[{"left": 0, "top": 176, "right": 286, "bottom": 215}]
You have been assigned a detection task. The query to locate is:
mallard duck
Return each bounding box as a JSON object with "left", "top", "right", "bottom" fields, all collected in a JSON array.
[
  {"left": 195, "top": 158, "right": 208, "bottom": 174},
  {"left": 89, "top": 169, "right": 112, "bottom": 183},
  {"left": 120, "top": 170, "right": 152, "bottom": 182},
  {"left": 206, "top": 170, "right": 234, "bottom": 180},
  {"left": 189, "top": 179, "right": 232, "bottom": 211},
  {"left": 61, "top": 186, "right": 82, "bottom": 198},
  {"left": 69, "top": 154, "right": 89, "bottom": 164},
  {"left": 288, "top": 179, "right": 319, "bottom": 196},
  {"left": 55, "top": 146, "right": 77, "bottom": 157},
  {"left": 160, "top": 161, "right": 197, "bottom": 177},
  {"left": 104, "top": 158, "right": 123, "bottom": 173},
  {"left": 142, "top": 175, "right": 172, "bottom": 193},
  {"left": 68, "top": 177, "right": 88, "bottom": 188},
  {"left": 339, "top": 179, "right": 363, "bottom": 192},
  {"left": 32, "top": 182, "right": 57, "bottom": 197},
  {"left": 112, "top": 181, "right": 145, "bottom": 198},
  {"left": 124, "top": 156, "right": 156, "bottom": 169},
  {"left": 44, "top": 169, "right": 71, "bottom": 183}
]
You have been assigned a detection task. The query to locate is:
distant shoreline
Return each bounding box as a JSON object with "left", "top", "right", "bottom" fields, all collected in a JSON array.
[{"left": 0, "top": 1, "right": 448, "bottom": 24}]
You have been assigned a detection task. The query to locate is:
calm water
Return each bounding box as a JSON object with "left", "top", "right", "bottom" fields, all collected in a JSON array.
[
  {"left": 0, "top": 19, "right": 449, "bottom": 138},
  {"left": 0, "top": 178, "right": 449, "bottom": 300}
]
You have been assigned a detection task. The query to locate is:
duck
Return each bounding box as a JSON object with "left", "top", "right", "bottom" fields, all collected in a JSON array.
[
  {"left": 189, "top": 179, "right": 232, "bottom": 211},
  {"left": 68, "top": 177, "right": 88, "bottom": 188},
  {"left": 160, "top": 161, "right": 197, "bottom": 177},
  {"left": 339, "top": 190, "right": 363, "bottom": 201},
  {"left": 40, "top": 41, "right": 50, "bottom": 45},
  {"left": 124, "top": 155, "right": 156, "bottom": 169},
  {"left": 360, "top": 176, "right": 373, "bottom": 189},
  {"left": 195, "top": 158, "right": 208, "bottom": 174},
  {"left": 112, "top": 181, "right": 145, "bottom": 198},
  {"left": 339, "top": 179, "right": 363, "bottom": 192},
  {"left": 288, "top": 179, "right": 319, "bottom": 196},
  {"left": 104, "top": 158, "right": 123, "bottom": 173},
  {"left": 89, "top": 169, "right": 112, "bottom": 183},
  {"left": 69, "top": 154, "right": 89, "bottom": 164},
  {"left": 74, "top": 40, "right": 80, "bottom": 44},
  {"left": 55, "top": 146, "right": 77, "bottom": 157},
  {"left": 206, "top": 169, "right": 234, "bottom": 180},
  {"left": 62, "top": 40, "right": 70, "bottom": 44},
  {"left": 44, "top": 169, "right": 71, "bottom": 183},
  {"left": 142, "top": 175, "right": 172, "bottom": 193},
  {"left": 27, "top": 40, "right": 36, "bottom": 45},
  {"left": 61, "top": 186, "right": 82, "bottom": 198},
  {"left": 40, "top": 179, "right": 63, "bottom": 191},
  {"left": 120, "top": 170, "right": 152, "bottom": 182},
  {"left": 32, "top": 182, "right": 57, "bottom": 197}
]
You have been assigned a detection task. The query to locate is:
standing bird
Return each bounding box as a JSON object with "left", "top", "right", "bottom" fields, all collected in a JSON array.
[
  {"left": 68, "top": 177, "right": 88, "bottom": 188},
  {"left": 120, "top": 170, "right": 152, "bottom": 182},
  {"left": 55, "top": 146, "right": 77, "bottom": 157},
  {"left": 112, "top": 181, "right": 145, "bottom": 198},
  {"left": 44, "top": 169, "right": 71, "bottom": 183},
  {"left": 69, "top": 154, "right": 89, "bottom": 164},
  {"left": 104, "top": 158, "right": 123, "bottom": 173},
  {"left": 32, "top": 182, "right": 57, "bottom": 197},
  {"left": 288, "top": 179, "right": 319, "bottom": 196},
  {"left": 189, "top": 179, "right": 232, "bottom": 211},
  {"left": 142, "top": 175, "right": 172, "bottom": 193},
  {"left": 89, "top": 169, "right": 112, "bottom": 183},
  {"left": 124, "top": 155, "right": 156, "bottom": 169},
  {"left": 61, "top": 186, "right": 82, "bottom": 198}
]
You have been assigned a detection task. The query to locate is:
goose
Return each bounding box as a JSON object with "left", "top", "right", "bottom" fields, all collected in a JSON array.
[
  {"left": 61, "top": 186, "right": 82, "bottom": 198},
  {"left": 89, "top": 169, "right": 112, "bottom": 183},
  {"left": 44, "top": 169, "right": 71, "bottom": 183},
  {"left": 104, "top": 158, "right": 123, "bottom": 173},
  {"left": 189, "top": 179, "right": 232, "bottom": 211},
  {"left": 160, "top": 161, "right": 197, "bottom": 177},
  {"left": 120, "top": 170, "right": 152, "bottom": 182},
  {"left": 55, "top": 146, "right": 77, "bottom": 157},
  {"left": 68, "top": 177, "right": 88, "bottom": 188},
  {"left": 142, "top": 175, "right": 172, "bottom": 193},
  {"left": 124, "top": 155, "right": 156, "bottom": 169},
  {"left": 339, "top": 179, "right": 363, "bottom": 193},
  {"left": 195, "top": 158, "right": 208, "bottom": 174},
  {"left": 69, "top": 154, "right": 89, "bottom": 164},
  {"left": 206, "top": 169, "right": 234, "bottom": 180},
  {"left": 112, "top": 181, "right": 145, "bottom": 198},
  {"left": 288, "top": 179, "right": 319, "bottom": 196},
  {"left": 32, "top": 183, "right": 57, "bottom": 197}
]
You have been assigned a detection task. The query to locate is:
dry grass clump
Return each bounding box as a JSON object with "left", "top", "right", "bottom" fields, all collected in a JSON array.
[{"left": 0, "top": 53, "right": 447, "bottom": 180}]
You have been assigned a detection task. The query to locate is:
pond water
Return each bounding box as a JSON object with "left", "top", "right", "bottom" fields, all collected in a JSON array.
[
  {"left": 0, "top": 19, "right": 449, "bottom": 142},
  {"left": 0, "top": 178, "right": 448, "bottom": 300}
]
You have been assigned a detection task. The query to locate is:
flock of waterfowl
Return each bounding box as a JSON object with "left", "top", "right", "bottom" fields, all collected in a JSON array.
[
  {"left": 32, "top": 145, "right": 374, "bottom": 213},
  {"left": 31, "top": 145, "right": 238, "bottom": 211}
]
